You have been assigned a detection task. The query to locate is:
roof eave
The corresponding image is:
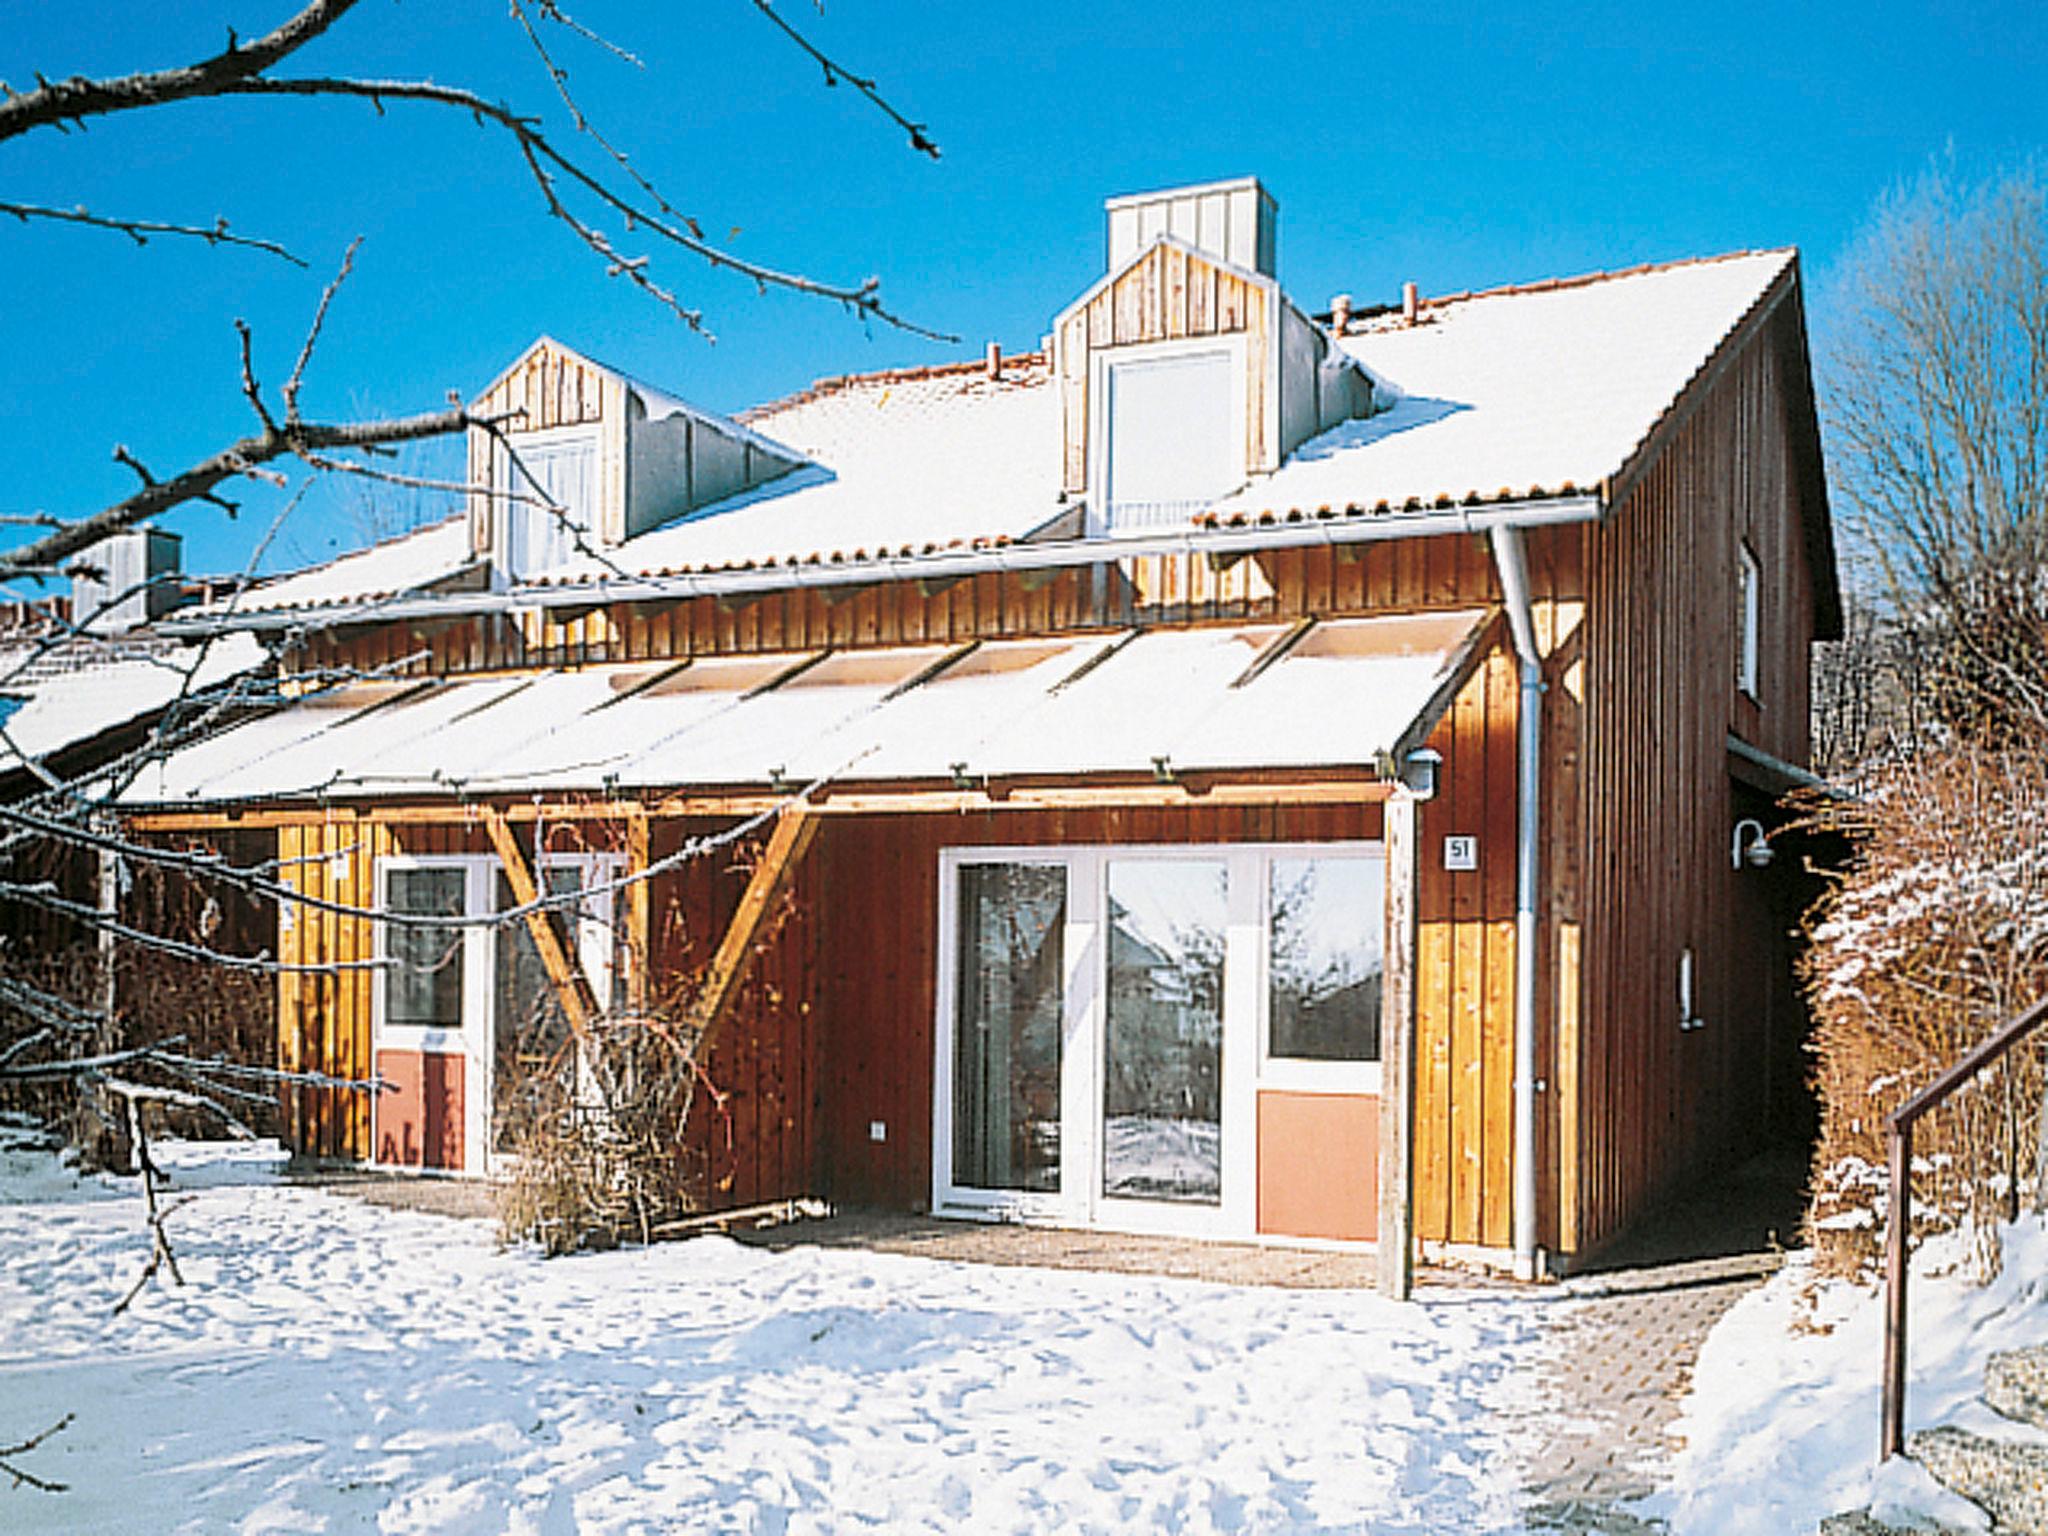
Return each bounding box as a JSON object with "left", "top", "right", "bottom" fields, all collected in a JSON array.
[{"left": 157, "top": 493, "right": 1606, "bottom": 639}]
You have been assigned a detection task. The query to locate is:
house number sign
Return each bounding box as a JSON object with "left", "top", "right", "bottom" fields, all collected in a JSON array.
[{"left": 1443, "top": 835, "right": 1479, "bottom": 872}]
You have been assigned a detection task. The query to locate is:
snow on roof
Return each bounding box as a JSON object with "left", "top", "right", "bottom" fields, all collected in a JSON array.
[
  {"left": 532, "top": 356, "right": 1065, "bottom": 584},
  {"left": 0, "top": 631, "right": 266, "bottom": 776},
  {"left": 123, "top": 610, "right": 1486, "bottom": 804},
  {"left": 220, "top": 515, "right": 476, "bottom": 617},
  {"left": 194, "top": 250, "right": 1797, "bottom": 614},
  {"left": 1204, "top": 250, "right": 1795, "bottom": 524}
]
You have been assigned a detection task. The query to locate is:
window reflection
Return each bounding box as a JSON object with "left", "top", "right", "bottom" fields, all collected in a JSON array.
[
  {"left": 1268, "top": 857, "right": 1383, "bottom": 1062},
  {"left": 1103, "top": 860, "right": 1225, "bottom": 1204},
  {"left": 953, "top": 863, "right": 1065, "bottom": 1193}
]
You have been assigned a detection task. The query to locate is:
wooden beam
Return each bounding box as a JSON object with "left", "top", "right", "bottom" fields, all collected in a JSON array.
[
  {"left": 684, "top": 807, "right": 819, "bottom": 1045},
  {"left": 480, "top": 807, "right": 600, "bottom": 1035},
  {"left": 1377, "top": 790, "right": 1421, "bottom": 1299},
  {"left": 123, "top": 775, "right": 1397, "bottom": 834}
]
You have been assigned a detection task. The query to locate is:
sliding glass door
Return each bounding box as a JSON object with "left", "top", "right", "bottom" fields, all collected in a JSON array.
[
  {"left": 948, "top": 861, "right": 1067, "bottom": 1197},
  {"left": 936, "top": 841, "right": 1385, "bottom": 1238},
  {"left": 1101, "top": 858, "right": 1227, "bottom": 1205}
]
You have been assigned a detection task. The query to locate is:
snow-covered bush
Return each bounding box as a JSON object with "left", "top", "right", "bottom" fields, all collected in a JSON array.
[{"left": 1802, "top": 741, "right": 2048, "bottom": 1279}]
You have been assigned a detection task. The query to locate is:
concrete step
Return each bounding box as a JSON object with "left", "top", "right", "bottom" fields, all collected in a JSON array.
[
  {"left": 1988, "top": 1349, "right": 2048, "bottom": 1434},
  {"left": 1910, "top": 1425, "right": 2048, "bottom": 1533}
]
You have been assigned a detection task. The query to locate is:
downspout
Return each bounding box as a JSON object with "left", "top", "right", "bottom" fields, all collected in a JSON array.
[{"left": 1488, "top": 524, "right": 1545, "bottom": 1282}]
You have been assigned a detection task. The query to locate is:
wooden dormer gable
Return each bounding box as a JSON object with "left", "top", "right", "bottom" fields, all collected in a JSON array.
[
  {"left": 465, "top": 337, "right": 806, "bottom": 578},
  {"left": 1052, "top": 234, "right": 1376, "bottom": 532}
]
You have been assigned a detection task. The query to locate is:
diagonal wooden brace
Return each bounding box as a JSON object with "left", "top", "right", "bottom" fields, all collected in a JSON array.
[
  {"left": 684, "top": 807, "right": 819, "bottom": 1047},
  {"left": 481, "top": 807, "right": 600, "bottom": 1036}
]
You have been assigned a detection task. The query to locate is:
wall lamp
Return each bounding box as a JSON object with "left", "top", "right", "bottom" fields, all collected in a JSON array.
[
  {"left": 1402, "top": 748, "right": 1442, "bottom": 801},
  {"left": 1731, "top": 818, "right": 1775, "bottom": 870}
]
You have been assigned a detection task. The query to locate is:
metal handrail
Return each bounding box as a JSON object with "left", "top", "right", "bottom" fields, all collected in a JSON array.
[{"left": 1882, "top": 993, "right": 2048, "bottom": 1460}]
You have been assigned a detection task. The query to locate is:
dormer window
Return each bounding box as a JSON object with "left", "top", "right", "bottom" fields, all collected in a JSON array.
[
  {"left": 1093, "top": 339, "right": 1245, "bottom": 534},
  {"left": 497, "top": 427, "right": 598, "bottom": 579}
]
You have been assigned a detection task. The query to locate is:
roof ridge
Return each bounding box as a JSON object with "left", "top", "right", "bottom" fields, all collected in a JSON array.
[
  {"left": 739, "top": 351, "right": 1049, "bottom": 423},
  {"left": 1354, "top": 248, "right": 1795, "bottom": 323}
]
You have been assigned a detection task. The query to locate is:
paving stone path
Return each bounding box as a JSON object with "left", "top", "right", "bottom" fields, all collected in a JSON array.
[
  {"left": 1521, "top": 1260, "right": 1778, "bottom": 1532},
  {"left": 1519, "top": 1146, "right": 1808, "bottom": 1532}
]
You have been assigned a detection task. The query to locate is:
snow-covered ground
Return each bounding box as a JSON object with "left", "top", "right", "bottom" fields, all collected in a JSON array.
[
  {"left": 1649, "top": 1211, "right": 2048, "bottom": 1535},
  {"left": 0, "top": 1133, "right": 1549, "bottom": 1534}
]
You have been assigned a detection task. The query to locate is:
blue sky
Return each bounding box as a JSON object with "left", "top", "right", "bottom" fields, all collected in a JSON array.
[{"left": 1, "top": 0, "right": 2042, "bottom": 581}]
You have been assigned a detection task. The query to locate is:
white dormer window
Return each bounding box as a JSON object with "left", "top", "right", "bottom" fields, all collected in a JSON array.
[
  {"left": 1736, "top": 540, "right": 1761, "bottom": 699},
  {"left": 1092, "top": 339, "right": 1245, "bottom": 534},
  {"left": 497, "top": 428, "right": 598, "bottom": 579}
]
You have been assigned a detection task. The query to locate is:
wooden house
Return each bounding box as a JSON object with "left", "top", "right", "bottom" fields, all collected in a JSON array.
[{"left": 126, "top": 177, "right": 1838, "bottom": 1283}]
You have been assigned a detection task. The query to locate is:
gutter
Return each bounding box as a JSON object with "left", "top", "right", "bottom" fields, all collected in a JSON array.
[
  {"left": 160, "top": 494, "right": 1605, "bottom": 639},
  {"left": 1487, "top": 524, "right": 1546, "bottom": 1283}
]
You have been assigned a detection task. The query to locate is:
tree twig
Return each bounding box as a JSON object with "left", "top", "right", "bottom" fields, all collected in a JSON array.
[
  {"left": 0, "top": 200, "right": 305, "bottom": 264},
  {"left": 0, "top": 1412, "right": 74, "bottom": 1494}
]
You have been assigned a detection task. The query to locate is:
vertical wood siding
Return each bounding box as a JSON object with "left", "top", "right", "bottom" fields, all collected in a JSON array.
[{"left": 1561, "top": 311, "right": 1818, "bottom": 1260}]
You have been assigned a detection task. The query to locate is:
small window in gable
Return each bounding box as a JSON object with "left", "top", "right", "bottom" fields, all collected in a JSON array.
[
  {"left": 1098, "top": 345, "right": 1240, "bottom": 533},
  {"left": 1736, "top": 540, "right": 1761, "bottom": 700},
  {"left": 498, "top": 430, "right": 598, "bottom": 578}
]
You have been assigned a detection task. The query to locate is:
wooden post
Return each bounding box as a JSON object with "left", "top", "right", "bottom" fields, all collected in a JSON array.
[
  {"left": 624, "top": 810, "right": 651, "bottom": 1015},
  {"left": 1378, "top": 790, "right": 1421, "bottom": 1299},
  {"left": 480, "top": 808, "right": 599, "bottom": 1035},
  {"left": 1881, "top": 1117, "right": 1912, "bottom": 1460},
  {"left": 684, "top": 808, "right": 819, "bottom": 1044},
  {"left": 90, "top": 826, "right": 131, "bottom": 1171}
]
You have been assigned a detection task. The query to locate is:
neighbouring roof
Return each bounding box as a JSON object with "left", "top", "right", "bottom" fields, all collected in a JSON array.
[
  {"left": 1203, "top": 250, "right": 1796, "bottom": 524},
  {"left": 0, "top": 631, "right": 267, "bottom": 783},
  {"left": 121, "top": 609, "right": 1488, "bottom": 805}
]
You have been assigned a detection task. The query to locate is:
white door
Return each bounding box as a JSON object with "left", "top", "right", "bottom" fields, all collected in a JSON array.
[{"left": 934, "top": 843, "right": 1382, "bottom": 1239}]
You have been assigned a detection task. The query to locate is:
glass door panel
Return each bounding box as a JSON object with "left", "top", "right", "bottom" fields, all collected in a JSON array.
[
  {"left": 492, "top": 865, "right": 586, "bottom": 1152},
  {"left": 1102, "top": 859, "right": 1227, "bottom": 1204},
  {"left": 951, "top": 863, "right": 1066, "bottom": 1193}
]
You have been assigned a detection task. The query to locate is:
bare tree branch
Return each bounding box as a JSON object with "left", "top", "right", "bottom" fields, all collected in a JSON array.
[
  {"left": 0, "top": 0, "right": 949, "bottom": 339},
  {"left": 743, "top": 0, "right": 941, "bottom": 159},
  {"left": 0, "top": 0, "right": 361, "bottom": 142},
  {"left": 0, "top": 201, "right": 305, "bottom": 264},
  {"left": 0, "top": 1412, "right": 73, "bottom": 1494}
]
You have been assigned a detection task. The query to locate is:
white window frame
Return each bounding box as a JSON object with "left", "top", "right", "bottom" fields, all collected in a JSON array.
[
  {"left": 371, "top": 850, "right": 625, "bottom": 1174},
  {"left": 1255, "top": 850, "right": 1387, "bottom": 1097},
  {"left": 1737, "top": 540, "right": 1762, "bottom": 701},
  {"left": 495, "top": 422, "right": 602, "bottom": 579},
  {"left": 931, "top": 840, "right": 1383, "bottom": 1240},
  {"left": 1086, "top": 335, "right": 1248, "bottom": 537}
]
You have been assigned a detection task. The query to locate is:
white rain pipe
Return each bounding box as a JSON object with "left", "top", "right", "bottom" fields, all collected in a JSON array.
[{"left": 1487, "top": 523, "right": 1545, "bottom": 1283}]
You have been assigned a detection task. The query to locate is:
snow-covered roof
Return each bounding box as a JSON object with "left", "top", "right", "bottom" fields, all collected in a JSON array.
[
  {"left": 1204, "top": 250, "right": 1795, "bottom": 523},
  {"left": 0, "top": 631, "right": 267, "bottom": 780},
  {"left": 534, "top": 357, "right": 1065, "bottom": 584},
  {"left": 122, "top": 609, "right": 1487, "bottom": 805},
  {"left": 223, "top": 516, "right": 476, "bottom": 618},
  {"left": 190, "top": 248, "right": 1802, "bottom": 618}
]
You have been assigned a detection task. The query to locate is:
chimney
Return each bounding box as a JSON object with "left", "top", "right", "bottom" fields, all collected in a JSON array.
[
  {"left": 1402, "top": 281, "right": 1420, "bottom": 325},
  {"left": 985, "top": 340, "right": 1002, "bottom": 380},
  {"left": 70, "top": 525, "right": 182, "bottom": 634},
  {"left": 1329, "top": 293, "right": 1353, "bottom": 334},
  {"left": 1105, "top": 176, "right": 1277, "bottom": 276}
]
